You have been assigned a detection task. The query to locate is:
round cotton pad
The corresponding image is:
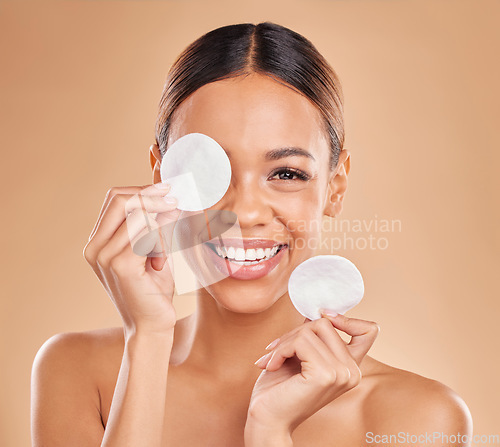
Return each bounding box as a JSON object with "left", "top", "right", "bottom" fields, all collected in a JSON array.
[
  {"left": 288, "top": 255, "right": 364, "bottom": 320},
  {"left": 159, "top": 133, "right": 231, "bottom": 211}
]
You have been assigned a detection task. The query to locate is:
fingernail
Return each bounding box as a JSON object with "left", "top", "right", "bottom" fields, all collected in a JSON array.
[
  {"left": 265, "top": 352, "right": 275, "bottom": 370},
  {"left": 320, "top": 309, "right": 338, "bottom": 317},
  {"left": 265, "top": 338, "right": 280, "bottom": 350},
  {"left": 154, "top": 182, "right": 171, "bottom": 190},
  {"left": 162, "top": 196, "right": 177, "bottom": 205},
  {"left": 254, "top": 352, "right": 272, "bottom": 366}
]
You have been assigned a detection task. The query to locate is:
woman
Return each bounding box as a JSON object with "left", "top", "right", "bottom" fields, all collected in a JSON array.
[{"left": 31, "top": 22, "right": 472, "bottom": 446}]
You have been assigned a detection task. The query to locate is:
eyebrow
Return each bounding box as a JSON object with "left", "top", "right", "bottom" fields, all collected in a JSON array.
[
  {"left": 223, "top": 146, "right": 316, "bottom": 161},
  {"left": 265, "top": 146, "right": 316, "bottom": 162}
]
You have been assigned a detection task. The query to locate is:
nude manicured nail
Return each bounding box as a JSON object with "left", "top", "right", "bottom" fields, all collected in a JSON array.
[
  {"left": 254, "top": 352, "right": 272, "bottom": 366},
  {"left": 154, "top": 182, "right": 171, "bottom": 190},
  {"left": 320, "top": 309, "right": 339, "bottom": 317},
  {"left": 265, "top": 338, "right": 280, "bottom": 350},
  {"left": 265, "top": 351, "right": 275, "bottom": 370},
  {"left": 162, "top": 196, "right": 177, "bottom": 204}
]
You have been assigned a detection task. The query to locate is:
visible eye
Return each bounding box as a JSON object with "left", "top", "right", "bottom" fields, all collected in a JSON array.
[{"left": 269, "top": 167, "right": 311, "bottom": 182}]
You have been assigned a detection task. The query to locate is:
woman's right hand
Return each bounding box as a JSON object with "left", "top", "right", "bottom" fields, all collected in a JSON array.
[{"left": 83, "top": 183, "right": 181, "bottom": 337}]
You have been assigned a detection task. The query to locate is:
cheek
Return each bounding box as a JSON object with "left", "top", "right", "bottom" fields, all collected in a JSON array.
[
  {"left": 274, "top": 191, "right": 325, "bottom": 250},
  {"left": 275, "top": 184, "right": 325, "bottom": 220},
  {"left": 285, "top": 220, "right": 323, "bottom": 252}
]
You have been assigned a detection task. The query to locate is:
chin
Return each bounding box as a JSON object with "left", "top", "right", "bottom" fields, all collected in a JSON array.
[{"left": 202, "top": 280, "right": 287, "bottom": 314}]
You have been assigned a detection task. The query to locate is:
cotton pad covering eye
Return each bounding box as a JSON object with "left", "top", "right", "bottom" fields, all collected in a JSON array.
[
  {"left": 159, "top": 133, "right": 232, "bottom": 211},
  {"left": 288, "top": 255, "right": 364, "bottom": 320}
]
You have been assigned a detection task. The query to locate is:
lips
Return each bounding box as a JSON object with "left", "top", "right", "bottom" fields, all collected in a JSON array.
[{"left": 202, "top": 238, "right": 289, "bottom": 280}]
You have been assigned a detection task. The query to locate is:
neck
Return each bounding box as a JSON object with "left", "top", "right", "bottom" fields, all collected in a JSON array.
[{"left": 174, "top": 287, "right": 305, "bottom": 383}]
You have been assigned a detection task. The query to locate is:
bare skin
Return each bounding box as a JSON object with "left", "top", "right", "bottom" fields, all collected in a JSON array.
[
  {"left": 38, "top": 323, "right": 472, "bottom": 446},
  {"left": 31, "top": 73, "right": 472, "bottom": 446}
]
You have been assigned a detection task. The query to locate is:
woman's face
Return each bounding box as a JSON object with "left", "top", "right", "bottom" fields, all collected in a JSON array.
[{"left": 156, "top": 73, "right": 349, "bottom": 313}]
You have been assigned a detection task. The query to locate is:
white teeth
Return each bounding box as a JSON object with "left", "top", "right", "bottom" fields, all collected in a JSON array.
[
  {"left": 235, "top": 247, "right": 246, "bottom": 261},
  {"left": 246, "top": 248, "right": 257, "bottom": 260},
  {"left": 226, "top": 246, "right": 236, "bottom": 259},
  {"left": 210, "top": 243, "right": 284, "bottom": 263}
]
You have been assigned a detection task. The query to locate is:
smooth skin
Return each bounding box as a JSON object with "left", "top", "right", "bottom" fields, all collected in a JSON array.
[{"left": 31, "top": 73, "right": 473, "bottom": 447}]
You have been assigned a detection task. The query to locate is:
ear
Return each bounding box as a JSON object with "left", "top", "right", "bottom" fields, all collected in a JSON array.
[
  {"left": 324, "top": 149, "right": 351, "bottom": 219},
  {"left": 149, "top": 143, "right": 162, "bottom": 183}
]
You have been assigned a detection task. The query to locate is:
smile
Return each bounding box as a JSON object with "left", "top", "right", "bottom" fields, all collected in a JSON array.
[
  {"left": 205, "top": 242, "right": 288, "bottom": 265},
  {"left": 202, "top": 238, "right": 288, "bottom": 280}
]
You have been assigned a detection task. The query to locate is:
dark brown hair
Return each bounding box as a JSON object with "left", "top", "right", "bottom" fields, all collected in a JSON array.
[{"left": 155, "top": 22, "right": 344, "bottom": 169}]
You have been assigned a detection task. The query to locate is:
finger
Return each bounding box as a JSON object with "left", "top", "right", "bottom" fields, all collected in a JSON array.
[
  {"left": 264, "top": 329, "right": 338, "bottom": 373},
  {"left": 320, "top": 312, "right": 380, "bottom": 364},
  {"left": 307, "top": 317, "right": 357, "bottom": 366},
  {"left": 89, "top": 185, "right": 152, "bottom": 241},
  {"left": 263, "top": 315, "right": 331, "bottom": 351},
  {"left": 267, "top": 318, "right": 350, "bottom": 365},
  {"left": 88, "top": 193, "right": 178, "bottom": 258},
  {"left": 130, "top": 209, "right": 181, "bottom": 258},
  {"left": 114, "top": 239, "right": 176, "bottom": 298},
  {"left": 94, "top": 212, "right": 152, "bottom": 272},
  {"left": 151, "top": 208, "right": 182, "bottom": 247},
  {"left": 138, "top": 207, "right": 182, "bottom": 257},
  {"left": 262, "top": 316, "right": 311, "bottom": 351},
  {"left": 103, "top": 207, "right": 178, "bottom": 266},
  {"left": 150, "top": 254, "right": 167, "bottom": 272},
  {"left": 88, "top": 184, "right": 171, "bottom": 241},
  {"left": 146, "top": 246, "right": 176, "bottom": 285},
  {"left": 128, "top": 210, "right": 163, "bottom": 255},
  {"left": 262, "top": 325, "right": 357, "bottom": 389},
  {"left": 100, "top": 215, "right": 174, "bottom": 281},
  {"left": 262, "top": 320, "right": 353, "bottom": 378},
  {"left": 123, "top": 191, "right": 176, "bottom": 215}
]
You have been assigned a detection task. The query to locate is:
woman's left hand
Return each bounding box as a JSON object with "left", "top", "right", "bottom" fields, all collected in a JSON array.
[{"left": 246, "top": 311, "right": 380, "bottom": 435}]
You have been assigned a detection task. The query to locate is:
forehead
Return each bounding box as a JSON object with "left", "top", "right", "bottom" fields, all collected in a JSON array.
[{"left": 168, "top": 74, "right": 329, "bottom": 160}]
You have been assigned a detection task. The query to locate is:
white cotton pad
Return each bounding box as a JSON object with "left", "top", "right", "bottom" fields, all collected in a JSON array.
[
  {"left": 159, "top": 133, "right": 231, "bottom": 211},
  {"left": 288, "top": 255, "right": 364, "bottom": 320}
]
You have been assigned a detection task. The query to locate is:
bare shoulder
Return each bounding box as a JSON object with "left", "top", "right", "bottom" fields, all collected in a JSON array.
[
  {"left": 362, "top": 356, "right": 473, "bottom": 439},
  {"left": 34, "top": 326, "right": 125, "bottom": 368},
  {"left": 32, "top": 326, "right": 126, "bottom": 398},
  {"left": 31, "top": 327, "right": 125, "bottom": 445}
]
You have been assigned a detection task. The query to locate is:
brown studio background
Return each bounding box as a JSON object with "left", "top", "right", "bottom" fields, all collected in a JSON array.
[{"left": 1, "top": 0, "right": 499, "bottom": 445}]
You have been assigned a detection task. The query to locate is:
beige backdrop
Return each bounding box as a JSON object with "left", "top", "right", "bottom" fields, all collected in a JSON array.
[{"left": 1, "top": 0, "right": 499, "bottom": 445}]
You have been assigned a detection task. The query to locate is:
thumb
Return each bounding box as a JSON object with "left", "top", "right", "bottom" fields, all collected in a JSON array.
[{"left": 151, "top": 255, "right": 167, "bottom": 271}]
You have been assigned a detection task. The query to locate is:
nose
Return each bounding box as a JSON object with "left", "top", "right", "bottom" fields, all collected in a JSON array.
[{"left": 218, "top": 175, "right": 274, "bottom": 229}]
